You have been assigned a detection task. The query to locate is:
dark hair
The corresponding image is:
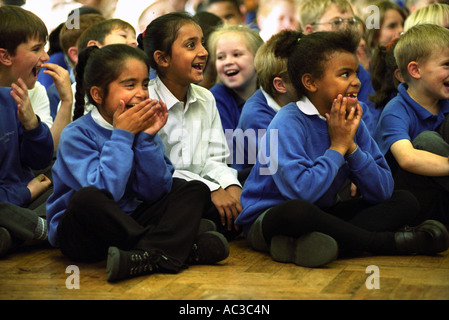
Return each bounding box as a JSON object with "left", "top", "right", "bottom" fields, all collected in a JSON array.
[
  {"left": 74, "top": 44, "right": 150, "bottom": 120},
  {"left": 369, "top": 37, "right": 400, "bottom": 109},
  {"left": 0, "top": 5, "right": 48, "bottom": 55},
  {"left": 276, "top": 30, "right": 360, "bottom": 99},
  {"left": 143, "top": 12, "right": 198, "bottom": 73}
]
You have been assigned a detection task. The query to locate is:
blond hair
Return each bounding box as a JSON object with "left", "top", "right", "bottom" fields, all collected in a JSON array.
[
  {"left": 404, "top": 3, "right": 449, "bottom": 31},
  {"left": 300, "top": 0, "right": 354, "bottom": 27},
  {"left": 208, "top": 24, "right": 263, "bottom": 66},
  {"left": 395, "top": 24, "right": 449, "bottom": 82},
  {"left": 254, "top": 30, "right": 296, "bottom": 97}
]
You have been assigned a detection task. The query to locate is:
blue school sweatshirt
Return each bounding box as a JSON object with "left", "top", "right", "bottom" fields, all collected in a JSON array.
[
  {"left": 210, "top": 82, "right": 244, "bottom": 132},
  {"left": 235, "top": 101, "right": 394, "bottom": 235},
  {"left": 231, "top": 89, "right": 277, "bottom": 171},
  {"left": 0, "top": 87, "right": 54, "bottom": 206},
  {"left": 46, "top": 112, "right": 174, "bottom": 247}
]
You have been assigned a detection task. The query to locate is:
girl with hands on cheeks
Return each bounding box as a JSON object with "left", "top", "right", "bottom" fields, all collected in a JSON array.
[
  {"left": 235, "top": 31, "right": 447, "bottom": 269},
  {"left": 47, "top": 44, "right": 228, "bottom": 283}
]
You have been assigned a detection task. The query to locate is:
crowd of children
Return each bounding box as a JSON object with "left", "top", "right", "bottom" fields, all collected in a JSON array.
[{"left": 1, "top": 0, "right": 449, "bottom": 283}]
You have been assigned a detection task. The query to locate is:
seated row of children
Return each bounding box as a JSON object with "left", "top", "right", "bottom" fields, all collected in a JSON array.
[{"left": 0, "top": 1, "right": 448, "bottom": 283}]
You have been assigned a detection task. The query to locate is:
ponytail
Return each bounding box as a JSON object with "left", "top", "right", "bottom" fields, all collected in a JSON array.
[{"left": 74, "top": 46, "right": 98, "bottom": 121}]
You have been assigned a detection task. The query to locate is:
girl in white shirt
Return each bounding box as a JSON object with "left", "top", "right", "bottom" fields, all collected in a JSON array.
[{"left": 143, "top": 12, "right": 242, "bottom": 240}]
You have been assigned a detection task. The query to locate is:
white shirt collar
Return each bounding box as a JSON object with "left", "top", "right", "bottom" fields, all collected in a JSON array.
[
  {"left": 91, "top": 107, "right": 114, "bottom": 130},
  {"left": 152, "top": 76, "right": 200, "bottom": 111},
  {"left": 260, "top": 88, "right": 282, "bottom": 113},
  {"left": 296, "top": 96, "right": 327, "bottom": 120}
]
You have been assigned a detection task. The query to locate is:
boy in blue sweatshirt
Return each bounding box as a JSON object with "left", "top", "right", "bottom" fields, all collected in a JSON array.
[
  {"left": 235, "top": 30, "right": 449, "bottom": 268},
  {"left": 374, "top": 24, "right": 449, "bottom": 224},
  {"left": 0, "top": 6, "right": 55, "bottom": 257}
]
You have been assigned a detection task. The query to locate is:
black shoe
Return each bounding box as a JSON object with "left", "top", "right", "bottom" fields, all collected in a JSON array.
[
  {"left": 270, "top": 232, "right": 339, "bottom": 268},
  {"left": 0, "top": 227, "right": 12, "bottom": 258},
  {"left": 106, "top": 247, "right": 167, "bottom": 282},
  {"left": 188, "top": 231, "right": 229, "bottom": 265},
  {"left": 395, "top": 220, "right": 449, "bottom": 255},
  {"left": 198, "top": 218, "right": 217, "bottom": 235}
]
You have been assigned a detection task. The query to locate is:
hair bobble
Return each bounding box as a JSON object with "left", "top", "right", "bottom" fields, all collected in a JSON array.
[{"left": 297, "top": 37, "right": 301, "bottom": 43}]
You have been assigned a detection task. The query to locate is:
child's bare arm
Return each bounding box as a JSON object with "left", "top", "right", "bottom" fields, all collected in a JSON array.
[
  {"left": 391, "top": 139, "right": 449, "bottom": 176},
  {"left": 42, "top": 63, "right": 73, "bottom": 150}
]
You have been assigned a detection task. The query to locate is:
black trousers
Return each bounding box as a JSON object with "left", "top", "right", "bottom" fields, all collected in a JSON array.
[
  {"left": 57, "top": 179, "right": 210, "bottom": 272},
  {"left": 393, "top": 115, "right": 449, "bottom": 224},
  {"left": 261, "top": 190, "right": 420, "bottom": 255}
]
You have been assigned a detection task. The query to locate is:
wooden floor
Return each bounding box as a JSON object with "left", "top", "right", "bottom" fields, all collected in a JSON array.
[{"left": 1, "top": 237, "right": 449, "bottom": 301}]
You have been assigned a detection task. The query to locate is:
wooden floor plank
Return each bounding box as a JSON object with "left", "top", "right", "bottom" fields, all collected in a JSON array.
[{"left": 1, "top": 238, "right": 448, "bottom": 301}]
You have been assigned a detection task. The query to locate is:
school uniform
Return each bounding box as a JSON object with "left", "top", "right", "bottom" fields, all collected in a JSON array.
[
  {"left": 235, "top": 96, "right": 419, "bottom": 255},
  {"left": 47, "top": 108, "right": 210, "bottom": 268},
  {"left": 236, "top": 96, "right": 394, "bottom": 234},
  {"left": 231, "top": 88, "right": 279, "bottom": 172},
  {"left": 0, "top": 86, "right": 54, "bottom": 243},
  {"left": 150, "top": 77, "right": 241, "bottom": 192},
  {"left": 374, "top": 82, "right": 449, "bottom": 223},
  {"left": 210, "top": 82, "right": 245, "bottom": 133},
  {"left": 149, "top": 77, "right": 241, "bottom": 238}
]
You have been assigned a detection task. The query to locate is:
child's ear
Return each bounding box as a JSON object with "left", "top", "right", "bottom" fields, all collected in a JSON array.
[
  {"left": 90, "top": 86, "right": 103, "bottom": 105},
  {"left": 407, "top": 61, "right": 421, "bottom": 79},
  {"left": 301, "top": 73, "right": 317, "bottom": 93},
  {"left": 304, "top": 24, "right": 315, "bottom": 35},
  {"left": 273, "top": 77, "right": 288, "bottom": 94},
  {"left": 153, "top": 50, "right": 169, "bottom": 67},
  {"left": 394, "top": 68, "right": 404, "bottom": 83},
  {"left": 0, "top": 48, "right": 12, "bottom": 66}
]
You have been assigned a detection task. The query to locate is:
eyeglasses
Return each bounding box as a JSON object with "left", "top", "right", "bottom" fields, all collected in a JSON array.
[{"left": 313, "top": 18, "right": 359, "bottom": 30}]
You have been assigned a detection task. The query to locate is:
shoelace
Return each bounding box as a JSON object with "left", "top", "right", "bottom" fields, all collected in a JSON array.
[{"left": 129, "top": 251, "right": 167, "bottom": 276}]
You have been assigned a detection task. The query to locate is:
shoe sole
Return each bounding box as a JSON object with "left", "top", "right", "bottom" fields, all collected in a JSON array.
[
  {"left": 270, "top": 232, "right": 338, "bottom": 268},
  {"left": 105, "top": 246, "right": 120, "bottom": 282},
  {"left": 0, "top": 227, "right": 12, "bottom": 258}
]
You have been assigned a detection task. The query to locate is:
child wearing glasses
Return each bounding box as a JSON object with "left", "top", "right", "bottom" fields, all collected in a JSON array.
[{"left": 300, "top": 0, "right": 377, "bottom": 132}]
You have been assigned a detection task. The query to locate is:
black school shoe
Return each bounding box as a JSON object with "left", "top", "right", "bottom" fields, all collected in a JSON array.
[
  {"left": 395, "top": 219, "right": 449, "bottom": 255},
  {"left": 188, "top": 231, "right": 230, "bottom": 265},
  {"left": 0, "top": 227, "right": 12, "bottom": 258},
  {"left": 270, "top": 232, "right": 339, "bottom": 268},
  {"left": 106, "top": 247, "right": 167, "bottom": 282}
]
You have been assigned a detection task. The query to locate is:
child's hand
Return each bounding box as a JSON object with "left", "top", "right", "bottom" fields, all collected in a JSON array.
[
  {"left": 27, "top": 174, "right": 52, "bottom": 201},
  {"left": 113, "top": 99, "right": 165, "bottom": 134},
  {"left": 211, "top": 186, "right": 242, "bottom": 231},
  {"left": 325, "top": 95, "right": 362, "bottom": 156},
  {"left": 10, "top": 78, "right": 38, "bottom": 131},
  {"left": 42, "top": 63, "right": 73, "bottom": 104},
  {"left": 143, "top": 100, "right": 168, "bottom": 136}
]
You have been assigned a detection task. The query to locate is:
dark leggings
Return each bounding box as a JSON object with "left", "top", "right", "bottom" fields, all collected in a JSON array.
[
  {"left": 57, "top": 179, "right": 210, "bottom": 272},
  {"left": 261, "top": 190, "right": 419, "bottom": 255}
]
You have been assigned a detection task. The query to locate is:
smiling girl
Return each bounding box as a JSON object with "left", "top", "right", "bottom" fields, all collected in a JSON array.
[
  {"left": 208, "top": 24, "right": 263, "bottom": 134},
  {"left": 143, "top": 12, "right": 243, "bottom": 240},
  {"left": 235, "top": 30, "right": 448, "bottom": 267},
  {"left": 46, "top": 44, "right": 229, "bottom": 282}
]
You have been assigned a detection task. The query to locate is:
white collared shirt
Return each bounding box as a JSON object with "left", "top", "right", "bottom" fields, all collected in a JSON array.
[
  {"left": 260, "top": 88, "right": 282, "bottom": 113},
  {"left": 296, "top": 96, "right": 327, "bottom": 120},
  {"left": 150, "top": 76, "right": 241, "bottom": 191},
  {"left": 91, "top": 106, "right": 113, "bottom": 130}
]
